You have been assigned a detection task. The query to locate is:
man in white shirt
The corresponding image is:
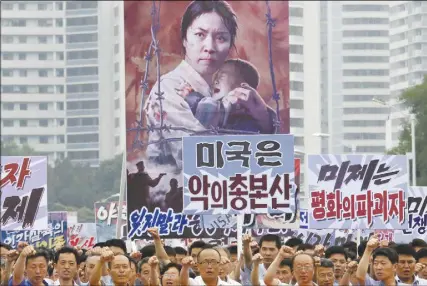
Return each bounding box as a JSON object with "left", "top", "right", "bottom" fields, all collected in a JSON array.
[
  {"left": 180, "top": 247, "right": 230, "bottom": 286},
  {"left": 242, "top": 234, "right": 283, "bottom": 286}
]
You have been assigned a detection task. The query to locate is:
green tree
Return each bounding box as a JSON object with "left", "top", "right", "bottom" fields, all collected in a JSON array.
[
  {"left": 388, "top": 76, "right": 427, "bottom": 186},
  {"left": 1, "top": 141, "right": 38, "bottom": 156}
]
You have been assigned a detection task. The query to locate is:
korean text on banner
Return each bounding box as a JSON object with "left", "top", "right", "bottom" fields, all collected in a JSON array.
[
  {"left": 201, "top": 158, "right": 301, "bottom": 228},
  {"left": 1, "top": 156, "right": 48, "bottom": 231},
  {"left": 308, "top": 155, "right": 409, "bottom": 230},
  {"left": 68, "top": 223, "right": 97, "bottom": 249},
  {"left": 95, "top": 201, "right": 127, "bottom": 242},
  {"left": 1, "top": 212, "right": 67, "bottom": 249},
  {"left": 125, "top": 0, "right": 290, "bottom": 238},
  {"left": 182, "top": 134, "right": 294, "bottom": 215},
  {"left": 395, "top": 186, "right": 427, "bottom": 243}
]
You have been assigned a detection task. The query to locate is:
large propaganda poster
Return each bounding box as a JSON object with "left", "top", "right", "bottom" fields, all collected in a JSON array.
[
  {"left": 1, "top": 156, "right": 48, "bottom": 231},
  {"left": 125, "top": 0, "right": 290, "bottom": 239},
  {"left": 307, "top": 155, "right": 409, "bottom": 230}
]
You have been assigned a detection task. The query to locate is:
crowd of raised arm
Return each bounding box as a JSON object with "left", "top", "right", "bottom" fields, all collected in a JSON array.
[{"left": 1, "top": 229, "right": 426, "bottom": 286}]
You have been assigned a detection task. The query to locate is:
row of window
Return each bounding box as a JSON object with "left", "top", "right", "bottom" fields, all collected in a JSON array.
[
  {"left": 344, "top": 107, "right": 389, "bottom": 114},
  {"left": 343, "top": 69, "right": 389, "bottom": 76},
  {"left": 343, "top": 120, "right": 385, "bottom": 127},
  {"left": 343, "top": 95, "right": 389, "bottom": 102},
  {"left": 1, "top": 2, "right": 63, "bottom": 11},
  {"left": 3, "top": 119, "right": 63, "bottom": 128},
  {"left": 342, "top": 18, "right": 388, "bottom": 25},
  {"left": 343, "top": 82, "right": 389, "bottom": 89},
  {"left": 344, "top": 133, "right": 385, "bottom": 140},
  {"left": 342, "top": 30, "right": 388, "bottom": 37},
  {"left": 342, "top": 43, "right": 389, "bottom": 50},
  {"left": 1, "top": 85, "right": 62, "bottom": 94},
  {"left": 2, "top": 52, "right": 64, "bottom": 61},
  {"left": 342, "top": 5, "right": 389, "bottom": 12},
  {"left": 2, "top": 102, "right": 64, "bottom": 111},
  {"left": 2, "top": 69, "right": 64, "bottom": 78},
  {"left": 1, "top": 35, "right": 64, "bottom": 44},
  {"left": 66, "top": 33, "right": 97, "bottom": 44},
  {"left": 343, "top": 56, "right": 389, "bottom": 63}
]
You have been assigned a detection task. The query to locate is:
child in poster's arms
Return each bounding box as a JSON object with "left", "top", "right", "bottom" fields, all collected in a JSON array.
[{"left": 176, "top": 59, "right": 261, "bottom": 132}]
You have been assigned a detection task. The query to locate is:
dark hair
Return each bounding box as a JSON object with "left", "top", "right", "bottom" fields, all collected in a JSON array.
[
  {"left": 0, "top": 242, "right": 12, "bottom": 251},
  {"left": 128, "top": 256, "right": 138, "bottom": 270},
  {"left": 160, "top": 262, "right": 182, "bottom": 276},
  {"left": 325, "top": 246, "right": 348, "bottom": 261},
  {"left": 416, "top": 248, "right": 427, "bottom": 261},
  {"left": 259, "top": 234, "right": 281, "bottom": 250},
  {"left": 280, "top": 258, "right": 292, "bottom": 268},
  {"left": 48, "top": 264, "right": 54, "bottom": 276},
  {"left": 227, "top": 245, "right": 237, "bottom": 255},
  {"left": 358, "top": 241, "right": 367, "bottom": 258},
  {"left": 196, "top": 246, "right": 221, "bottom": 262},
  {"left": 285, "top": 238, "right": 303, "bottom": 248},
  {"left": 343, "top": 241, "right": 357, "bottom": 254},
  {"left": 140, "top": 244, "right": 156, "bottom": 258},
  {"left": 189, "top": 241, "right": 207, "bottom": 255},
  {"left": 105, "top": 239, "right": 127, "bottom": 254},
  {"left": 290, "top": 253, "right": 315, "bottom": 272},
  {"left": 394, "top": 244, "right": 417, "bottom": 259},
  {"left": 137, "top": 257, "right": 151, "bottom": 273},
  {"left": 93, "top": 242, "right": 106, "bottom": 248},
  {"left": 37, "top": 247, "right": 54, "bottom": 261},
  {"left": 174, "top": 246, "right": 187, "bottom": 255},
  {"left": 347, "top": 250, "right": 357, "bottom": 261},
  {"left": 372, "top": 247, "right": 398, "bottom": 264},
  {"left": 26, "top": 249, "right": 49, "bottom": 266},
  {"left": 181, "top": 1, "right": 238, "bottom": 55},
  {"left": 297, "top": 244, "right": 315, "bottom": 252},
  {"left": 320, "top": 258, "right": 334, "bottom": 268},
  {"left": 223, "top": 59, "right": 260, "bottom": 89},
  {"left": 54, "top": 246, "right": 79, "bottom": 264},
  {"left": 79, "top": 254, "right": 88, "bottom": 264},
  {"left": 164, "top": 246, "right": 177, "bottom": 257},
  {"left": 411, "top": 239, "right": 427, "bottom": 249}
]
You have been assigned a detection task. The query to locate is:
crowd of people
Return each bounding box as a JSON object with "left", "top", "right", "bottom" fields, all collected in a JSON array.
[{"left": 1, "top": 228, "right": 427, "bottom": 286}]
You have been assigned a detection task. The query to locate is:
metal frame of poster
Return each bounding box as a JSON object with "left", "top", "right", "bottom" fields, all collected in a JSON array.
[
  {"left": 124, "top": 0, "right": 290, "bottom": 239},
  {"left": 1, "top": 156, "right": 48, "bottom": 231}
]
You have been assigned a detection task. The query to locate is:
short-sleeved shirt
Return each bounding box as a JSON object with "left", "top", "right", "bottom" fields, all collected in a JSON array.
[
  {"left": 240, "top": 264, "right": 267, "bottom": 286},
  {"left": 8, "top": 277, "right": 49, "bottom": 286}
]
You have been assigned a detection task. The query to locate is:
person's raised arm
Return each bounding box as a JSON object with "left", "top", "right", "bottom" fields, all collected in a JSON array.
[
  {"left": 180, "top": 257, "right": 194, "bottom": 286},
  {"left": 251, "top": 253, "right": 263, "bottom": 286},
  {"left": 12, "top": 244, "right": 34, "bottom": 286},
  {"left": 89, "top": 247, "right": 114, "bottom": 286},
  {"left": 243, "top": 234, "right": 253, "bottom": 270},
  {"left": 264, "top": 246, "right": 294, "bottom": 286},
  {"left": 148, "top": 227, "right": 170, "bottom": 265},
  {"left": 340, "top": 261, "right": 358, "bottom": 286},
  {"left": 230, "top": 252, "right": 244, "bottom": 282},
  {"left": 148, "top": 256, "right": 161, "bottom": 286},
  {"left": 356, "top": 234, "right": 379, "bottom": 285}
]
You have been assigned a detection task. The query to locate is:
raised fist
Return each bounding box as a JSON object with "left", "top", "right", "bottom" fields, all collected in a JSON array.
[
  {"left": 148, "top": 227, "right": 160, "bottom": 240},
  {"left": 17, "top": 242, "right": 29, "bottom": 252},
  {"left": 20, "top": 245, "right": 36, "bottom": 258},
  {"left": 148, "top": 256, "right": 159, "bottom": 268},
  {"left": 367, "top": 234, "right": 379, "bottom": 251},
  {"left": 279, "top": 246, "right": 294, "bottom": 259},
  {"left": 347, "top": 261, "right": 358, "bottom": 275},
  {"left": 181, "top": 256, "right": 194, "bottom": 268},
  {"left": 6, "top": 250, "right": 19, "bottom": 262},
  {"left": 379, "top": 240, "right": 389, "bottom": 248},
  {"left": 415, "top": 263, "right": 426, "bottom": 274},
  {"left": 100, "top": 247, "right": 115, "bottom": 263},
  {"left": 220, "top": 256, "right": 230, "bottom": 265},
  {"left": 243, "top": 234, "right": 252, "bottom": 246},
  {"left": 252, "top": 253, "right": 263, "bottom": 265},
  {"left": 130, "top": 251, "right": 142, "bottom": 260},
  {"left": 314, "top": 245, "right": 325, "bottom": 257}
]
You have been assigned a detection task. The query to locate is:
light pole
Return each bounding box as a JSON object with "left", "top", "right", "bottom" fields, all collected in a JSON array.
[{"left": 372, "top": 98, "right": 417, "bottom": 185}]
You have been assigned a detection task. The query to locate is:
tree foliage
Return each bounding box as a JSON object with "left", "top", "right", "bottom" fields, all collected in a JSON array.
[
  {"left": 1, "top": 141, "right": 122, "bottom": 222},
  {"left": 388, "top": 76, "right": 427, "bottom": 186}
]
